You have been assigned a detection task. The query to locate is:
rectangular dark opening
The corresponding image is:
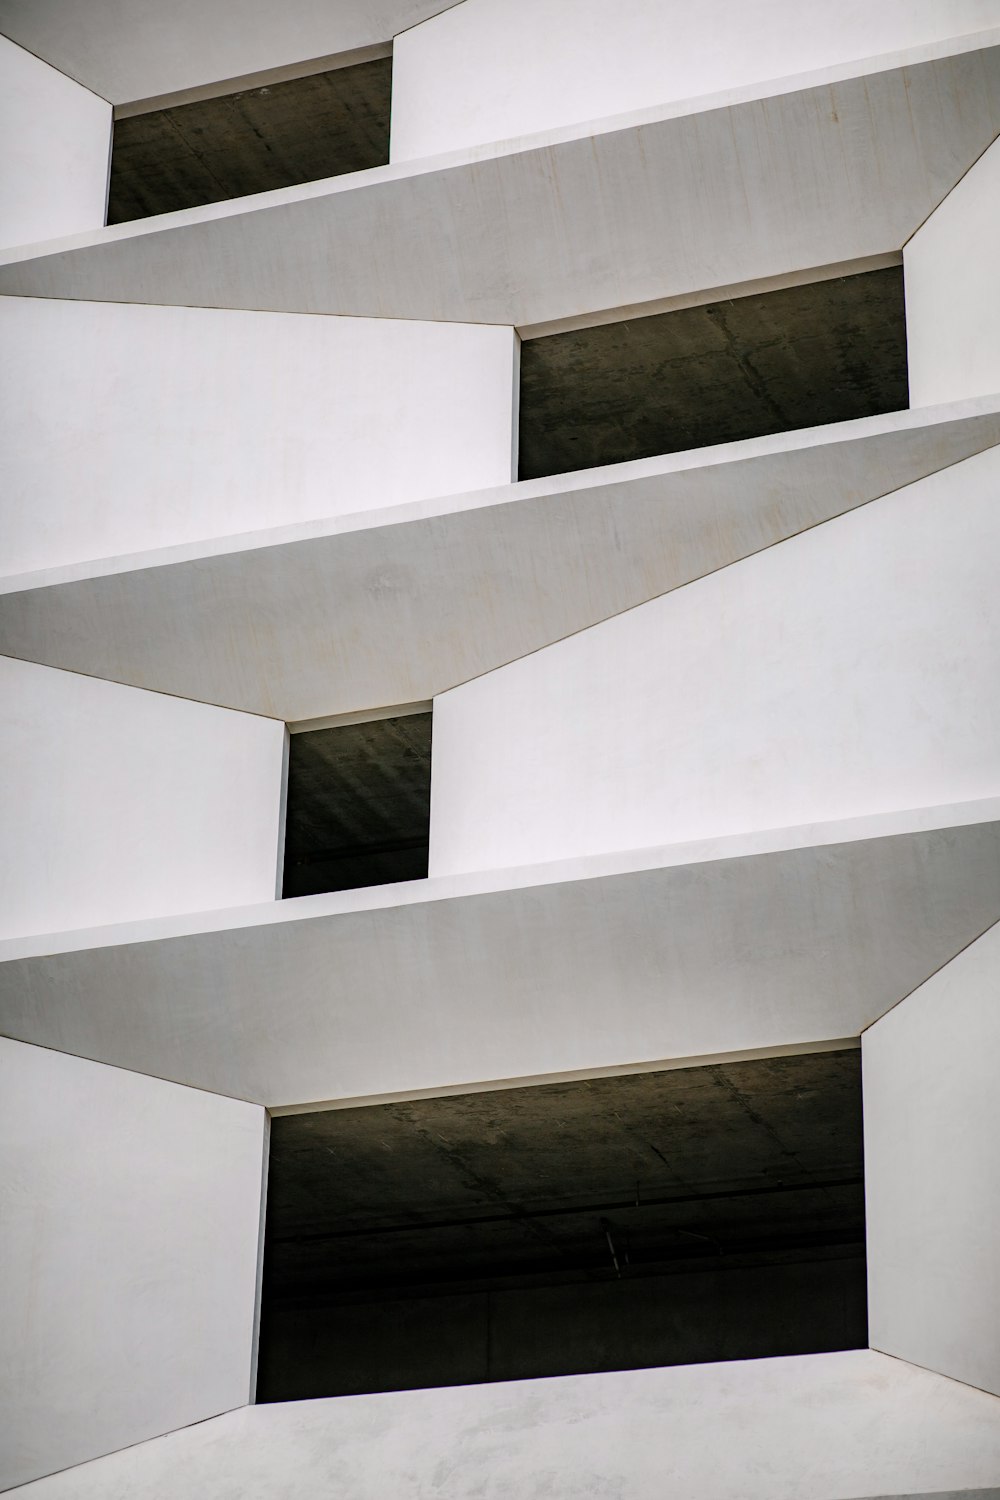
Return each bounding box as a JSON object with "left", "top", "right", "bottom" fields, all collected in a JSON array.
[
  {"left": 107, "top": 54, "right": 392, "bottom": 223},
  {"left": 517, "top": 266, "right": 908, "bottom": 480},
  {"left": 281, "top": 710, "right": 432, "bottom": 899},
  {"left": 257, "top": 1049, "right": 866, "bottom": 1400}
]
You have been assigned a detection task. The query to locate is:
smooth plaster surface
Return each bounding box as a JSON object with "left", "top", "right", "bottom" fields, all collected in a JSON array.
[
  {"left": 3, "top": 401, "right": 998, "bottom": 720},
  {"left": 0, "top": 297, "right": 515, "bottom": 575},
  {"left": 11, "top": 1352, "right": 1000, "bottom": 1498},
  {"left": 906, "top": 136, "right": 1000, "bottom": 408},
  {"left": 0, "top": 803, "right": 997, "bottom": 1107},
  {"left": 0, "top": 657, "right": 285, "bottom": 941},
  {"left": 865, "top": 921, "right": 1000, "bottom": 1398},
  {"left": 431, "top": 446, "right": 1000, "bottom": 876},
  {"left": 0, "top": 1037, "right": 265, "bottom": 1491},
  {"left": 0, "top": 43, "right": 998, "bottom": 325},
  {"left": 392, "top": 0, "right": 1000, "bottom": 158},
  {"left": 0, "top": 35, "right": 110, "bottom": 251}
]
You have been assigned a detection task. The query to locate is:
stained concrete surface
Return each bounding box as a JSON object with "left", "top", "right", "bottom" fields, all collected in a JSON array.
[
  {"left": 518, "top": 267, "right": 908, "bottom": 479},
  {"left": 281, "top": 712, "right": 431, "bottom": 898},
  {"left": 108, "top": 57, "right": 391, "bottom": 222},
  {"left": 258, "top": 1050, "right": 866, "bottom": 1398}
]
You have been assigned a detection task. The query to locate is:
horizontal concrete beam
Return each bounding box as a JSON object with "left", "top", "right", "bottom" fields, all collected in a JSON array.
[
  {"left": 3, "top": 398, "right": 998, "bottom": 721},
  {"left": 1, "top": 800, "right": 997, "bottom": 1109},
  {"left": 0, "top": 37, "right": 997, "bottom": 323}
]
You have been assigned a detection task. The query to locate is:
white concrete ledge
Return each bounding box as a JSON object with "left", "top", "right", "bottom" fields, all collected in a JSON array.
[
  {"left": 11, "top": 1351, "right": 1000, "bottom": 1499},
  {"left": 0, "top": 36, "right": 997, "bottom": 324},
  {"left": 1, "top": 800, "right": 997, "bottom": 1109},
  {"left": 2, "top": 399, "right": 998, "bottom": 720}
]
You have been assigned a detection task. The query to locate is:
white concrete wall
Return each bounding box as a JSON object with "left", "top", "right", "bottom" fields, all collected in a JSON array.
[
  {"left": 0, "top": 657, "right": 285, "bottom": 940},
  {"left": 392, "top": 0, "right": 1000, "bottom": 159},
  {"left": 864, "top": 920, "right": 1000, "bottom": 1398},
  {"left": 430, "top": 444, "right": 1000, "bottom": 875},
  {"left": 906, "top": 136, "right": 1000, "bottom": 408},
  {"left": 0, "top": 1037, "right": 265, "bottom": 1491},
  {"left": 0, "top": 36, "right": 111, "bottom": 250},
  {"left": 0, "top": 297, "right": 516, "bottom": 576}
]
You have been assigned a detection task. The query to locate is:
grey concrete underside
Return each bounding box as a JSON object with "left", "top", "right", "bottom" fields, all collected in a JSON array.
[
  {"left": 2, "top": 400, "right": 998, "bottom": 722},
  {"left": 108, "top": 59, "right": 392, "bottom": 223},
  {"left": 0, "top": 40, "right": 997, "bottom": 323},
  {"left": 0, "top": 801, "right": 996, "bottom": 1109},
  {"left": 519, "top": 268, "right": 906, "bottom": 478}
]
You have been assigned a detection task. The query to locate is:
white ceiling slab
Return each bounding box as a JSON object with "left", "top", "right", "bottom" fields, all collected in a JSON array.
[
  {"left": 1, "top": 801, "right": 997, "bottom": 1109},
  {"left": 3, "top": 399, "right": 999, "bottom": 722},
  {"left": 11, "top": 1352, "right": 1000, "bottom": 1500},
  {"left": 0, "top": 38, "right": 997, "bottom": 324},
  {"left": 0, "top": 2, "right": 464, "bottom": 106}
]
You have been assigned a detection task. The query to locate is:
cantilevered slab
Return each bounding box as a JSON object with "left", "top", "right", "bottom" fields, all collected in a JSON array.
[
  {"left": 11, "top": 1352, "right": 1000, "bottom": 1499},
  {"left": 1, "top": 801, "right": 997, "bottom": 1109},
  {"left": 3, "top": 399, "right": 999, "bottom": 721},
  {"left": 0, "top": 38, "right": 998, "bottom": 324}
]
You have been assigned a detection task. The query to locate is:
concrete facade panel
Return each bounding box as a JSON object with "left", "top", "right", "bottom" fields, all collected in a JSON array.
[
  {"left": 430, "top": 446, "right": 1000, "bottom": 876},
  {"left": 0, "top": 657, "right": 285, "bottom": 941},
  {"left": 0, "top": 1037, "right": 264, "bottom": 1490},
  {"left": 865, "top": 920, "right": 1000, "bottom": 1397},
  {"left": 0, "top": 36, "right": 110, "bottom": 250},
  {"left": 0, "top": 297, "right": 516, "bottom": 575}
]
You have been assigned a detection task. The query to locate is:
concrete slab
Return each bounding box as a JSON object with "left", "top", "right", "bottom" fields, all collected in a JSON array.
[
  {"left": 0, "top": 800, "right": 997, "bottom": 1109},
  {"left": 0, "top": 38, "right": 997, "bottom": 324},
  {"left": 2, "top": 398, "right": 998, "bottom": 721}
]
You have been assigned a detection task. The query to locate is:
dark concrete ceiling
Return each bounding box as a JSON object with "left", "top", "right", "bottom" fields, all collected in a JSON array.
[
  {"left": 264, "top": 1050, "right": 864, "bottom": 1304},
  {"left": 107, "top": 56, "right": 392, "bottom": 223},
  {"left": 282, "top": 711, "right": 432, "bottom": 898},
  {"left": 518, "top": 267, "right": 908, "bottom": 479}
]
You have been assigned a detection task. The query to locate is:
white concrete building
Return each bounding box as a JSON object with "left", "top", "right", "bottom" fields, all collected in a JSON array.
[{"left": 1, "top": 3, "right": 1000, "bottom": 1494}]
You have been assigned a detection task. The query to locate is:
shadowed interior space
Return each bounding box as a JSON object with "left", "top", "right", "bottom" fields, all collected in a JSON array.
[
  {"left": 281, "top": 710, "right": 432, "bottom": 899},
  {"left": 518, "top": 266, "right": 908, "bottom": 479},
  {"left": 108, "top": 55, "right": 392, "bottom": 223},
  {"left": 257, "top": 1049, "right": 866, "bottom": 1400}
]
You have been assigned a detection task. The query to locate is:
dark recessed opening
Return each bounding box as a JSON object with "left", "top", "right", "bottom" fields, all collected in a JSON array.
[
  {"left": 281, "top": 710, "right": 432, "bottom": 899},
  {"left": 517, "top": 266, "right": 908, "bottom": 480},
  {"left": 257, "top": 1049, "right": 866, "bottom": 1400},
  {"left": 107, "top": 55, "right": 392, "bottom": 224}
]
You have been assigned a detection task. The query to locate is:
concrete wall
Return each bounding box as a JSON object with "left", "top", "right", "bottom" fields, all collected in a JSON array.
[
  {"left": 0, "top": 1037, "right": 265, "bottom": 1491},
  {"left": 906, "top": 136, "right": 1000, "bottom": 408},
  {"left": 0, "top": 297, "right": 516, "bottom": 576},
  {"left": 0, "top": 36, "right": 110, "bottom": 250},
  {"left": 430, "top": 445, "right": 1000, "bottom": 875},
  {"left": 0, "top": 657, "right": 285, "bottom": 941},
  {"left": 391, "top": 0, "right": 1000, "bottom": 159},
  {"left": 864, "top": 920, "right": 1000, "bottom": 1398}
]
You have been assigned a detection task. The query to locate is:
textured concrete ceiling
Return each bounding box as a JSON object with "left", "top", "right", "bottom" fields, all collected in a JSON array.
[{"left": 519, "top": 267, "right": 908, "bottom": 479}]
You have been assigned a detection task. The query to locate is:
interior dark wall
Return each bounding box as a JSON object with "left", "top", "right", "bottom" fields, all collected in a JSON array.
[
  {"left": 281, "top": 711, "right": 432, "bottom": 899},
  {"left": 518, "top": 266, "right": 908, "bottom": 479},
  {"left": 258, "top": 1050, "right": 865, "bottom": 1400},
  {"left": 108, "top": 56, "right": 392, "bottom": 223}
]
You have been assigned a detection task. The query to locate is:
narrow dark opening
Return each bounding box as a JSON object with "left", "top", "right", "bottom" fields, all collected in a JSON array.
[
  {"left": 281, "top": 710, "right": 432, "bottom": 899},
  {"left": 257, "top": 1049, "right": 866, "bottom": 1400},
  {"left": 107, "top": 54, "right": 392, "bottom": 223},
  {"left": 518, "top": 266, "right": 908, "bottom": 480}
]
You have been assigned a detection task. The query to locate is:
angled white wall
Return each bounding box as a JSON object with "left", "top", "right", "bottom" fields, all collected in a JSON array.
[
  {"left": 0, "top": 1037, "right": 265, "bottom": 1491},
  {"left": 0, "top": 657, "right": 285, "bottom": 940},
  {"left": 906, "top": 135, "right": 1000, "bottom": 408},
  {"left": 0, "top": 298, "right": 516, "bottom": 576},
  {"left": 392, "top": 0, "right": 1000, "bottom": 159},
  {"left": 0, "top": 35, "right": 111, "bottom": 250},
  {"left": 864, "top": 920, "right": 1000, "bottom": 1398},
  {"left": 430, "top": 445, "right": 1000, "bottom": 875}
]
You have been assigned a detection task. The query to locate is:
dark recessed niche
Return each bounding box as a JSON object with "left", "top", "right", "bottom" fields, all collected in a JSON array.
[
  {"left": 256, "top": 1049, "right": 866, "bottom": 1401},
  {"left": 107, "top": 55, "right": 392, "bottom": 224},
  {"left": 281, "top": 711, "right": 432, "bottom": 899},
  {"left": 518, "top": 266, "right": 908, "bottom": 480}
]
